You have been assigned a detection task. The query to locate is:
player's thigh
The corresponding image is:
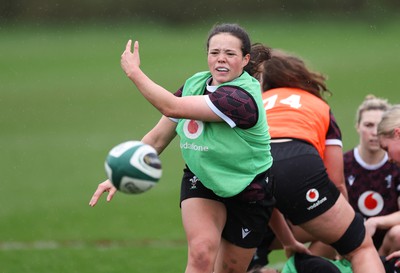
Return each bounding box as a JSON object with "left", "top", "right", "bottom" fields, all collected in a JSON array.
[
  {"left": 181, "top": 197, "right": 226, "bottom": 243},
  {"left": 385, "top": 225, "right": 400, "bottom": 241},
  {"left": 290, "top": 222, "right": 317, "bottom": 243},
  {"left": 299, "top": 194, "right": 355, "bottom": 244},
  {"left": 379, "top": 225, "right": 400, "bottom": 255}
]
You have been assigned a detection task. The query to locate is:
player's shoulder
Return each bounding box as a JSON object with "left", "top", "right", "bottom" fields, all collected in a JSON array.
[
  {"left": 215, "top": 85, "right": 254, "bottom": 101},
  {"left": 387, "top": 161, "right": 400, "bottom": 176}
]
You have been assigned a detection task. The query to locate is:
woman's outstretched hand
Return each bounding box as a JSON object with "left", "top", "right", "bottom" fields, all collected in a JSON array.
[
  {"left": 121, "top": 39, "right": 141, "bottom": 78},
  {"left": 89, "top": 179, "right": 117, "bottom": 207}
]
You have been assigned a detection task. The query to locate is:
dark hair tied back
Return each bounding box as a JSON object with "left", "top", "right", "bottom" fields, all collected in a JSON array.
[{"left": 207, "top": 23, "right": 251, "bottom": 56}]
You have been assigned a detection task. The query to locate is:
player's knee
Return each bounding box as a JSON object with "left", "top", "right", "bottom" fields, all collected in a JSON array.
[
  {"left": 330, "top": 213, "right": 365, "bottom": 255},
  {"left": 188, "top": 239, "right": 217, "bottom": 271},
  {"left": 386, "top": 225, "right": 400, "bottom": 241}
]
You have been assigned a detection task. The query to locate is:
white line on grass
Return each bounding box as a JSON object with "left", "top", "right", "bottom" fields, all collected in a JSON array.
[{"left": 0, "top": 239, "right": 186, "bottom": 250}]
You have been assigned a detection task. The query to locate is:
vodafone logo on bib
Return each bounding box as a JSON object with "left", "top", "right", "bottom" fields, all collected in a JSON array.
[
  {"left": 357, "top": 191, "right": 384, "bottom": 216},
  {"left": 183, "top": 120, "right": 204, "bottom": 139}
]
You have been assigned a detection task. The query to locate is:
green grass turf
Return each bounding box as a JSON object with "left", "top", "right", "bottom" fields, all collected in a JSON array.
[{"left": 0, "top": 18, "right": 399, "bottom": 272}]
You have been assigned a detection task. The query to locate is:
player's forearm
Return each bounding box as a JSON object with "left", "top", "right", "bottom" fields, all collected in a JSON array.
[
  {"left": 127, "top": 68, "right": 177, "bottom": 116},
  {"left": 326, "top": 166, "right": 348, "bottom": 199},
  {"left": 335, "top": 182, "right": 348, "bottom": 200},
  {"left": 323, "top": 145, "right": 348, "bottom": 200},
  {"left": 371, "top": 211, "right": 400, "bottom": 229},
  {"left": 141, "top": 116, "right": 177, "bottom": 155},
  {"left": 269, "top": 208, "right": 296, "bottom": 246}
]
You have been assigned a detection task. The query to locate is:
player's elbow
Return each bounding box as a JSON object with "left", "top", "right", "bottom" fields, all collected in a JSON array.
[
  {"left": 158, "top": 101, "right": 184, "bottom": 119},
  {"left": 159, "top": 106, "right": 179, "bottom": 118},
  {"left": 156, "top": 97, "right": 182, "bottom": 118}
]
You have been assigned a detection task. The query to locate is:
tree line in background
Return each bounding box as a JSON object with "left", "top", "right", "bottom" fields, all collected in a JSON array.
[{"left": 1, "top": 0, "right": 399, "bottom": 24}]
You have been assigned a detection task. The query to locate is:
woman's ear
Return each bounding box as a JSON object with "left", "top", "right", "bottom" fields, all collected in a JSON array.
[
  {"left": 243, "top": 53, "right": 250, "bottom": 66},
  {"left": 394, "top": 127, "right": 400, "bottom": 139}
]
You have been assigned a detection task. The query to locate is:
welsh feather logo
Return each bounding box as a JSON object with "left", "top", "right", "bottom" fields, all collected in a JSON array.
[
  {"left": 183, "top": 120, "right": 204, "bottom": 139},
  {"left": 306, "top": 189, "right": 319, "bottom": 203},
  {"left": 358, "top": 191, "right": 384, "bottom": 216}
]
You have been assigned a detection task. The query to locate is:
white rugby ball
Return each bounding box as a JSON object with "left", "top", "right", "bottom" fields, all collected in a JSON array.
[{"left": 105, "top": 141, "right": 162, "bottom": 194}]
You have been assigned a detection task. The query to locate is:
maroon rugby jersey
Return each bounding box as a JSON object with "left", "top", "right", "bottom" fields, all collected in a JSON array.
[{"left": 344, "top": 147, "right": 400, "bottom": 247}]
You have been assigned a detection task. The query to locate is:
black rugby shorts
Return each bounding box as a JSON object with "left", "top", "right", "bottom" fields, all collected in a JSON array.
[
  {"left": 270, "top": 140, "right": 340, "bottom": 225},
  {"left": 180, "top": 166, "right": 275, "bottom": 248}
]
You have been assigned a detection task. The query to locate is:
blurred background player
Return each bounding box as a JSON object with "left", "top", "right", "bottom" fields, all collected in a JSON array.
[
  {"left": 378, "top": 105, "right": 400, "bottom": 165},
  {"left": 344, "top": 95, "right": 400, "bottom": 256},
  {"left": 246, "top": 44, "right": 385, "bottom": 273},
  {"left": 247, "top": 44, "right": 345, "bottom": 268}
]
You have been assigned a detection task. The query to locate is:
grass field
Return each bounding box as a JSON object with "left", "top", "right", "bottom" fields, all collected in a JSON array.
[{"left": 1, "top": 17, "right": 399, "bottom": 272}]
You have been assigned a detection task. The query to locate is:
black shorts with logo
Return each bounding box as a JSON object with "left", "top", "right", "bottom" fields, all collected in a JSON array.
[
  {"left": 271, "top": 139, "right": 340, "bottom": 225},
  {"left": 180, "top": 166, "right": 275, "bottom": 248}
]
